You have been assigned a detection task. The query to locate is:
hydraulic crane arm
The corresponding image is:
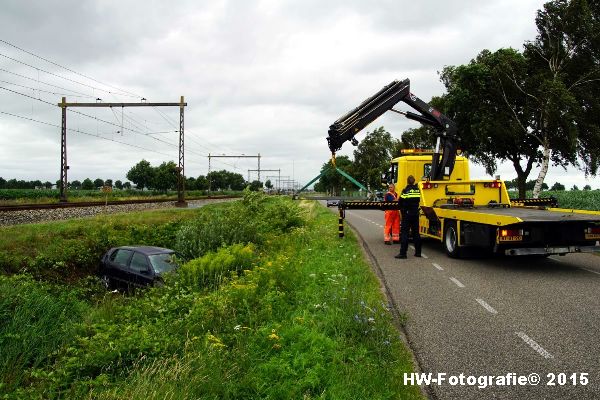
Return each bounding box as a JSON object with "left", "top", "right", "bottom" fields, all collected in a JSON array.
[{"left": 327, "top": 78, "right": 458, "bottom": 181}]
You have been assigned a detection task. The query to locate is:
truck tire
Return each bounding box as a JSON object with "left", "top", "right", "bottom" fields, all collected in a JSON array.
[{"left": 444, "top": 220, "right": 461, "bottom": 258}]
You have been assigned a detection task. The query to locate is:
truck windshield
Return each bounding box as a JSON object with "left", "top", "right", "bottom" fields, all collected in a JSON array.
[{"left": 149, "top": 253, "right": 177, "bottom": 274}]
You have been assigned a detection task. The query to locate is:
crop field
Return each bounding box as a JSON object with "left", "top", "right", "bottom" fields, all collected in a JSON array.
[{"left": 509, "top": 190, "right": 600, "bottom": 211}]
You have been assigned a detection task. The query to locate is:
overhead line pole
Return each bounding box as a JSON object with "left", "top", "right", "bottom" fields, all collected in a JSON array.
[
  {"left": 248, "top": 168, "right": 280, "bottom": 185},
  {"left": 57, "top": 98, "right": 187, "bottom": 204}
]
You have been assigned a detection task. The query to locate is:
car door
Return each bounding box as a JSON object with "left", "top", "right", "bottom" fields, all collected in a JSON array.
[
  {"left": 107, "top": 248, "right": 134, "bottom": 286},
  {"left": 128, "top": 251, "right": 155, "bottom": 287}
]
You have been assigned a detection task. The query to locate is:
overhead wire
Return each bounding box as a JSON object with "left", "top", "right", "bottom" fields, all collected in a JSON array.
[
  {"left": 0, "top": 40, "right": 247, "bottom": 174},
  {"left": 0, "top": 67, "right": 96, "bottom": 98},
  {"left": 0, "top": 39, "right": 142, "bottom": 98}
]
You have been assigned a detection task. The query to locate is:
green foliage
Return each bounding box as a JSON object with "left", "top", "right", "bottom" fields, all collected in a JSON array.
[
  {"left": 178, "top": 243, "right": 257, "bottom": 290},
  {"left": 81, "top": 178, "right": 94, "bottom": 190},
  {"left": 0, "top": 275, "right": 88, "bottom": 393},
  {"left": 352, "top": 126, "right": 401, "bottom": 190},
  {"left": 176, "top": 191, "right": 305, "bottom": 260},
  {"left": 152, "top": 161, "right": 178, "bottom": 193},
  {"left": 314, "top": 155, "right": 354, "bottom": 195},
  {"left": 206, "top": 169, "right": 246, "bottom": 191},
  {"left": 126, "top": 160, "right": 155, "bottom": 190},
  {"left": 248, "top": 180, "right": 263, "bottom": 191},
  {"left": 2, "top": 201, "right": 422, "bottom": 399},
  {"left": 0, "top": 210, "right": 193, "bottom": 282},
  {"left": 509, "top": 188, "right": 600, "bottom": 210}
]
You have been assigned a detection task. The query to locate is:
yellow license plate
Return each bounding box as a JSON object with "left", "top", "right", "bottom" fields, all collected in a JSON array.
[
  {"left": 585, "top": 233, "right": 600, "bottom": 240},
  {"left": 499, "top": 235, "right": 523, "bottom": 242}
]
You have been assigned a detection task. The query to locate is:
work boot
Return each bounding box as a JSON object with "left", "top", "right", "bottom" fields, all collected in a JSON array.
[{"left": 395, "top": 254, "right": 407, "bottom": 259}]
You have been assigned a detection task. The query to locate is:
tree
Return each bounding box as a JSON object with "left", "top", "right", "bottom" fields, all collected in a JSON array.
[
  {"left": 523, "top": 0, "right": 600, "bottom": 196},
  {"left": 126, "top": 160, "right": 155, "bottom": 190},
  {"left": 248, "top": 180, "right": 263, "bottom": 192},
  {"left": 207, "top": 170, "right": 245, "bottom": 191},
  {"left": 153, "top": 161, "right": 178, "bottom": 193},
  {"left": 225, "top": 171, "right": 246, "bottom": 191},
  {"left": 114, "top": 180, "right": 123, "bottom": 190},
  {"left": 352, "top": 127, "right": 401, "bottom": 190},
  {"left": 440, "top": 0, "right": 600, "bottom": 199},
  {"left": 314, "top": 156, "right": 355, "bottom": 196},
  {"left": 440, "top": 48, "right": 542, "bottom": 198},
  {"left": 195, "top": 175, "right": 209, "bottom": 190},
  {"left": 550, "top": 182, "right": 566, "bottom": 190},
  {"left": 81, "top": 178, "right": 94, "bottom": 190}
]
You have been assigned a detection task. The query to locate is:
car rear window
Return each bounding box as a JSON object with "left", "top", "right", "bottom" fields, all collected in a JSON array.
[{"left": 149, "top": 253, "right": 177, "bottom": 274}]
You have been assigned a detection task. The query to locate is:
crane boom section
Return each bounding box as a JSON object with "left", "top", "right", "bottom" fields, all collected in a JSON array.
[{"left": 326, "top": 78, "right": 458, "bottom": 180}]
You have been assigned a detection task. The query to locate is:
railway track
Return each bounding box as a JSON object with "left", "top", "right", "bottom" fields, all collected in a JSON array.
[{"left": 0, "top": 195, "right": 237, "bottom": 212}]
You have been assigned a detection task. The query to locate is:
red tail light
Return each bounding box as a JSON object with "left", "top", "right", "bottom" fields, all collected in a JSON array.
[
  {"left": 485, "top": 181, "right": 502, "bottom": 188},
  {"left": 500, "top": 229, "right": 523, "bottom": 237}
]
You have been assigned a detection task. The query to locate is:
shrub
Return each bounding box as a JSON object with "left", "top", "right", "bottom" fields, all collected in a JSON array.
[
  {"left": 178, "top": 243, "right": 257, "bottom": 290},
  {"left": 176, "top": 191, "right": 305, "bottom": 260}
]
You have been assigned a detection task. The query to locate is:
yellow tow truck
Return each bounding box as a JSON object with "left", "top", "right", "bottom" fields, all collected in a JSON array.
[{"left": 327, "top": 79, "right": 600, "bottom": 258}]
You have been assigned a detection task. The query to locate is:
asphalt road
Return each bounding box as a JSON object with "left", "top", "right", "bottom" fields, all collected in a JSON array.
[{"left": 334, "top": 205, "right": 600, "bottom": 400}]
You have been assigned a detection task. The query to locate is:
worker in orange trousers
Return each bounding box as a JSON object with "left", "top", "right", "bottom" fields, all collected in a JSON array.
[{"left": 384, "top": 183, "right": 401, "bottom": 244}]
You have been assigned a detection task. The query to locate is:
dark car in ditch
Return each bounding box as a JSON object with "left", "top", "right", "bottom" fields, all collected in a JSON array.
[{"left": 99, "top": 246, "right": 178, "bottom": 289}]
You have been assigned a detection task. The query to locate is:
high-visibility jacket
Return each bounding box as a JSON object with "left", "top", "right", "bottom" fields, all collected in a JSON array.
[
  {"left": 399, "top": 184, "right": 421, "bottom": 215},
  {"left": 384, "top": 190, "right": 400, "bottom": 242}
]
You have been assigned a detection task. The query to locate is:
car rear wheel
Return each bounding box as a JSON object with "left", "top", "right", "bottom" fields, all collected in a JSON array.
[{"left": 101, "top": 274, "right": 112, "bottom": 290}]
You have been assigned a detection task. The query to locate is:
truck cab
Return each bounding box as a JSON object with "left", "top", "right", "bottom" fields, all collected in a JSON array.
[{"left": 388, "top": 149, "right": 470, "bottom": 187}]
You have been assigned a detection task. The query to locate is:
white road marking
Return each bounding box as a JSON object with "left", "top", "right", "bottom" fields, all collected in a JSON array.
[
  {"left": 432, "top": 263, "right": 443, "bottom": 271},
  {"left": 476, "top": 298, "right": 498, "bottom": 314},
  {"left": 449, "top": 277, "right": 465, "bottom": 288},
  {"left": 580, "top": 267, "right": 600, "bottom": 276},
  {"left": 516, "top": 332, "right": 554, "bottom": 359}
]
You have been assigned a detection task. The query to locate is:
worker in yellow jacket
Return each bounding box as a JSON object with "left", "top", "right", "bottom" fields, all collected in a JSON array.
[{"left": 384, "top": 183, "right": 401, "bottom": 244}]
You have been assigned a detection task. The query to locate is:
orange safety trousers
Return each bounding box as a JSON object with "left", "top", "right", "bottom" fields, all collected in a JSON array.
[{"left": 384, "top": 210, "right": 401, "bottom": 242}]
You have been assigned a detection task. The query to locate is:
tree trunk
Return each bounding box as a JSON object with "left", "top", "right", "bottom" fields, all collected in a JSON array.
[
  {"left": 532, "top": 142, "right": 551, "bottom": 199},
  {"left": 517, "top": 175, "right": 528, "bottom": 199}
]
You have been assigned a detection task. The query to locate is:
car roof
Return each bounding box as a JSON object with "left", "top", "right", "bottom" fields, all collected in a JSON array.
[{"left": 116, "top": 246, "right": 174, "bottom": 255}]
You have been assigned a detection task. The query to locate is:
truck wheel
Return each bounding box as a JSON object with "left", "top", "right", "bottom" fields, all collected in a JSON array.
[{"left": 444, "top": 221, "right": 461, "bottom": 258}]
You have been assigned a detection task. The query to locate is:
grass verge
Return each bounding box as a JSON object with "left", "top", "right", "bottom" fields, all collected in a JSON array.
[{"left": 2, "top": 198, "right": 423, "bottom": 399}]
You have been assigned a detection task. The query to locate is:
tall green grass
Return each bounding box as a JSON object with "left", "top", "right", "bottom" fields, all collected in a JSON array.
[
  {"left": 2, "top": 195, "right": 422, "bottom": 399},
  {"left": 0, "top": 275, "right": 88, "bottom": 393}
]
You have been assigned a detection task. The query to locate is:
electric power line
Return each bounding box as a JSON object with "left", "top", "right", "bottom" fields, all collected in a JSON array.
[{"left": 0, "top": 39, "right": 142, "bottom": 98}]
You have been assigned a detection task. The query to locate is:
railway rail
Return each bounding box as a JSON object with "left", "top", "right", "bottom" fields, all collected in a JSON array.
[{"left": 0, "top": 195, "right": 238, "bottom": 212}]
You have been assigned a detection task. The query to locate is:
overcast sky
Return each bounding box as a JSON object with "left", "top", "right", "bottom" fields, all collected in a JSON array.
[{"left": 0, "top": 0, "right": 596, "bottom": 190}]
